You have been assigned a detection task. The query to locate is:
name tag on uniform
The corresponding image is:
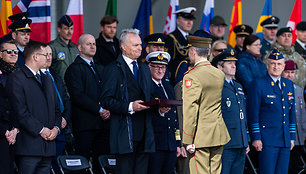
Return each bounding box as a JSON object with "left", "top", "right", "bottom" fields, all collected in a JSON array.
[{"left": 267, "top": 95, "right": 276, "bottom": 98}]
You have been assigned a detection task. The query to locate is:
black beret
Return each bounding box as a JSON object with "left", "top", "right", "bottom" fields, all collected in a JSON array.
[
  {"left": 276, "top": 27, "right": 292, "bottom": 37},
  {"left": 211, "top": 48, "right": 237, "bottom": 67},
  {"left": 144, "top": 33, "right": 166, "bottom": 46},
  {"left": 296, "top": 21, "right": 306, "bottom": 31},
  {"left": 58, "top": 15, "right": 73, "bottom": 27},
  {"left": 260, "top": 16, "right": 279, "bottom": 28},
  {"left": 233, "top": 24, "right": 253, "bottom": 36}
]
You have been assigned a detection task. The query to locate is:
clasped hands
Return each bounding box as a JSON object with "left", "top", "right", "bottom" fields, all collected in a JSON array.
[
  {"left": 40, "top": 127, "right": 59, "bottom": 141},
  {"left": 5, "top": 128, "right": 18, "bottom": 145}
]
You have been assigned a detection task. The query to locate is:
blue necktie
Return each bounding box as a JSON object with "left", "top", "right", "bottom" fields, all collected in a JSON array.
[
  {"left": 45, "top": 71, "right": 65, "bottom": 113},
  {"left": 132, "top": 61, "right": 138, "bottom": 80},
  {"left": 35, "top": 73, "right": 41, "bottom": 84}
]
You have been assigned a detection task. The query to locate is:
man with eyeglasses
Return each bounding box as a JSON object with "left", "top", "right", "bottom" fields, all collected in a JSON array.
[
  {"left": 260, "top": 16, "right": 279, "bottom": 57},
  {"left": 6, "top": 41, "right": 62, "bottom": 173},
  {"left": 146, "top": 51, "right": 185, "bottom": 174},
  {"left": 268, "top": 27, "right": 306, "bottom": 89}
]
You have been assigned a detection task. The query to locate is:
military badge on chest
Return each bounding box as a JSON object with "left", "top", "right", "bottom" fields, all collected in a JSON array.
[
  {"left": 58, "top": 52, "right": 66, "bottom": 60},
  {"left": 287, "top": 92, "right": 294, "bottom": 100},
  {"left": 226, "top": 98, "right": 231, "bottom": 107}
]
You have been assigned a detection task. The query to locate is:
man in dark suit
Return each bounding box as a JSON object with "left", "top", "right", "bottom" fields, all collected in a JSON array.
[
  {"left": 101, "top": 28, "right": 155, "bottom": 174},
  {"left": 166, "top": 7, "right": 196, "bottom": 86},
  {"left": 65, "top": 34, "right": 110, "bottom": 173},
  {"left": 212, "top": 49, "right": 249, "bottom": 174},
  {"left": 6, "top": 41, "right": 62, "bottom": 174},
  {"left": 94, "top": 15, "right": 121, "bottom": 66},
  {"left": 41, "top": 45, "right": 71, "bottom": 172},
  {"left": 146, "top": 51, "right": 185, "bottom": 174},
  {"left": 294, "top": 21, "right": 306, "bottom": 59},
  {"left": 248, "top": 49, "right": 296, "bottom": 174}
]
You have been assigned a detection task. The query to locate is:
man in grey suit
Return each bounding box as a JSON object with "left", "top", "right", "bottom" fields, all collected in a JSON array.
[{"left": 282, "top": 60, "right": 306, "bottom": 174}]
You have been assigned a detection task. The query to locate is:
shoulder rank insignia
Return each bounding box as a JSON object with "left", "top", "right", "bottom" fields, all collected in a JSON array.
[
  {"left": 185, "top": 79, "right": 192, "bottom": 88},
  {"left": 287, "top": 92, "right": 292, "bottom": 96},
  {"left": 226, "top": 98, "right": 231, "bottom": 107},
  {"left": 267, "top": 95, "right": 276, "bottom": 98},
  {"left": 283, "top": 82, "right": 285, "bottom": 87},
  {"left": 271, "top": 81, "right": 274, "bottom": 86}
]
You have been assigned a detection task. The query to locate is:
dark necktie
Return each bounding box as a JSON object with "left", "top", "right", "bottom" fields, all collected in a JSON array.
[
  {"left": 158, "top": 83, "right": 168, "bottom": 99},
  {"left": 132, "top": 61, "right": 138, "bottom": 80},
  {"left": 90, "top": 61, "right": 96, "bottom": 74},
  {"left": 35, "top": 73, "right": 41, "bottom": 84},
  {"left": 45, "top": 71, "right": 65, "bottom": 113},
  {"left": 108, "top": 42, "right": 116, "bottom": 54},
  {"left": 276, "top": 80, "right": 282, "bottom": 91},
  {"left": 229, "top": 81, "right": 235, "bottom": 91}
]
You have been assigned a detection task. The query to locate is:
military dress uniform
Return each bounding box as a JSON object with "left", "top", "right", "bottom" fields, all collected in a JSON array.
[
  {"left": 295, "top": 21, "right": 306, "bottom": 60},
  {"left": 247, "top": 50, "right": 296, "bottom": 174},
  {"left": 260, "top": 16, "right": 280, "bottom": 58}
]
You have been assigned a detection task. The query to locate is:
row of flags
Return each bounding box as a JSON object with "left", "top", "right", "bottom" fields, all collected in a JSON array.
[{"left": 0, "top": 0, "right": 302, "bottom": 45}]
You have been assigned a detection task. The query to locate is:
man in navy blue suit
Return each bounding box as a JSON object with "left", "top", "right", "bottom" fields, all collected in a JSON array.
[
  {"left": 146, "top": 51, "right": 186, "bottom": 174},
  {"left": 247, "top": 48, "right": 296, "bottom": 174},
  {"left": 212, "top": 48, "right": 249, "bottom": 174}
]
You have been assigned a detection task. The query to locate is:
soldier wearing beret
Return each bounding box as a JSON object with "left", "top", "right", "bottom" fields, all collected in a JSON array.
[
  {"left": 48, "top": 15, "right": 79, "bottom": 81},
  {"left": 248, "top": 49, "right": 296, "bottom": 174},
  {"left": 294, "top": 21, "right": 306, "bottom": 59},
  {"left": 267, "top": 27, "right": 306, "bottom": 88},
  {"left": 166, "top": 7, "right": 196, "bottom": 86},
  {"left": 9, "top": 17, "right": 32, "bottom": 67},
  {"left": 146, "top": 51, "right": 186, "bottom": 174},
  {"left": 233, "top": 24, "right": 253, "bottom": 56},
  {"left": 281, "top": 60, "right": 306, "bottom": 174},
  {"left": 260, "top": 16, "right": 279, "bottom": 57},
  {"left": 182, "top": 35, "right": 230, "bottom": 174},
  {"left": 212, "top": 48, "right": 249, "bottom": 174}
]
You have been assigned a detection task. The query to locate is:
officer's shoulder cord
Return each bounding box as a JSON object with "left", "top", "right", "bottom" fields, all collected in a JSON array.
[{"left": 168, "top": 34, "right": 189, "bottom": 58}]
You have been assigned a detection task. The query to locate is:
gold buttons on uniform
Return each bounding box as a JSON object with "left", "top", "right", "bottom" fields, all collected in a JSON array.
[
  {"left": 283, "top": 106, "right": 285, "bottom": 109},
  {"left": 238, "top": 101, "right": 240, "bottom": 104},
  {"left": 283, "top": 114, "right": 286, "bottom": 116},
  {"left": 283, "top": 121, "right": 285, "bottom": 124},
  {"left": 282, "top": 98, "right": 284, "bottom": 101},
  {"left": 263, "top": 126, "right": 265, "bottom": 128},
  {"left": 271, "top": 102, "right": 273, "bottom": 104},
  {"left": 168, "top": 118, "right": 170, "bottom": 120},
  {"left": 174, "top": 110, "right": 177, "bottom": 114},
  {"left": 175, "top": 119, "right": 177, "bottom": 122},
  {"left": 168, "top": 126, "right": 171, "bottom": 129}
]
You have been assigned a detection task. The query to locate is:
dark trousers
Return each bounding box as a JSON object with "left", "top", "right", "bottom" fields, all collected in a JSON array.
[
  {"left": 221, "top": 148, "right": 246, "bottom": 174},
  {"left": 16, "top": 156, "right": 52, "bottom": 174},
  {"left": 0, "top": 139, "right": 15, "bottom": 174},
  {"left": 74, "top": 130, "right": 109, "bottom": 174},
  {"left": 116, "top": 141, "right": 149, "bottom": 174},
  {"left": 259, "top": 146, "right": 290, "bottom": 174},
  {"left": 51, "top": 134, "right": 66, "bottom": 173},
  {"left": 149, "top": 150, "right": 177, "bottom": 174}
]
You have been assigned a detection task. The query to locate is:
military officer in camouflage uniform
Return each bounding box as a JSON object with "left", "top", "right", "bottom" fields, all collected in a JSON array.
[
  {"left": 260, "top": 16, "right": 279, "bottom": 58},
  {"left": 49, "top": 15, "right": 79, "bottom": 80},
  {"left": 166, "top": 7, "right": 196, "bottom": 86},
  {"left": 182, "top": 35, "right": 230, "bottom": 174},
  {"left": 212, "top": 49, "right": 249, "bottom": 174},
  {"left": 248, "top": 49, "right": 296, "bottom": 174},
  {"left": 267, "top": 27, "right": 306, "bottom": 88}
]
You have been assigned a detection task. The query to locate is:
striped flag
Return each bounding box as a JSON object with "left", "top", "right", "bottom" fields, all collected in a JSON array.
[
  {"left": 163, "top": 0, "right": 179, "bottom": 34},
  {"left": 13, "top": 0, "right": 51, "bottom": 43},
  {"left": 66, "top": 0, "right": 83, "bottom": 45},
  {"left": 227, "top": 0, "right": 242, "bottom": 48},
  {"left": 286, "top": 0, "right": 301, "bottom": 43},
  {"left": 133, "top": 0, "right": 153, "bottom": 40},
  {"left": 0, "top": 0, "right": 13, "bottom": 37},
  {"left": 255, "top": 0, "right": 272, "bottom": 40},
  {"left": 199, "top": 0, "right": 214, "bottom": 32}
]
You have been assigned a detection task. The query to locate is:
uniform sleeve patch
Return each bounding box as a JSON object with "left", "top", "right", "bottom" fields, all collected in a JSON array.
[
  {"left": 58, "top": 52, "right": 66, "bottom": 60},
  {"left": 185, "top": 79, "right": 192, "bottom": 88}
]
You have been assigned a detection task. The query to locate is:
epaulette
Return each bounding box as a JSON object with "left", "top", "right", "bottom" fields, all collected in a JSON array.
[{"left": 184, "top": 63, "right": 211, "bottom": 75}]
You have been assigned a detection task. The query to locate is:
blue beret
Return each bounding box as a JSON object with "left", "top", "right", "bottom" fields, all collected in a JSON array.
[{"left": 268, "top": 49, "right": 284, "bottom": 60}]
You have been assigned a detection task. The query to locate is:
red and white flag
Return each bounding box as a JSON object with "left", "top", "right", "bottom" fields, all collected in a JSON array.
[
  {"left": 163, "top": 0, "right": 179, "bottom": 34},
  {"left": 286, "top": 0, "right": 301, "bottom": 43},
  {"left": 66, "top": 0, "right": 83, "bottom": 44}
]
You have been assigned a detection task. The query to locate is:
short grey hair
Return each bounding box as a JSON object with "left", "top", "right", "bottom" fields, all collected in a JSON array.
[
  {"left": 217, "top": 60, "right": 225, "bottom": 67},
  {"left": 190, "top": 47, "right": 210, "bottom": 58},
  {"left": 119, "top": 28, "right": 140, "bottom": 45}
]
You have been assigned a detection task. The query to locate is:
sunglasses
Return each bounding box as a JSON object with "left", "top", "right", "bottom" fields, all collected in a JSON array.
[
  {"left": 214, "top": 49, "right": 226, "bottom": 53},
  {"left": 1, "top": 49, "right": 19, "bottom": 55}
]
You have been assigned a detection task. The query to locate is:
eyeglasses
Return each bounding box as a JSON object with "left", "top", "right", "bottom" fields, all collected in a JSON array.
[
  {"left": 251, "top": 43, "right": 262, "bottom": 47},
  {"left": 1, "top": 49, "right": 19, "bottom": 55},
  {"left": 150, "top": 64, "right": 166, "bottom": 70},
  {"left": 214, "top": 49, "right": 226, "bottom": 52},
  {"left": 36, "top": 53, "right": 49, "bottom": 57}
]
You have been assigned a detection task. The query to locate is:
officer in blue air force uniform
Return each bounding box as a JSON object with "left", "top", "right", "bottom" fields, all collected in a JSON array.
[
  {"left": 212, "top": 48, "right": 249, "bottom": 174},
  {"left": 247, "top": 48, "right": 296, "bottom": 174},
  {"left": 146, "top": 51, "right": 184, "bottom": 174}
]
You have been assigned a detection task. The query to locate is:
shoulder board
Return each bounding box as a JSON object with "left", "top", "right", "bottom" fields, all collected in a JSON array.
[{"left": 184, "top": 63, "right": 211, "bottom": 75}]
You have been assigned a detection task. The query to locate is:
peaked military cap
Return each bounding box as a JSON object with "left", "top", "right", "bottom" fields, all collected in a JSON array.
[
  {"left": 58, "top": 15, "right": 73, "bottom": 27},
  {"left": 276, "top": 27, "right": 292, "bottom": 37},
  {"left": 187, "top": 33, "right": 211, "bottom": 49},
  {"left": 268, "top": 49, "right": 284, "bottom": 60},
  {"left": 144, "top": 33, "right": 166, "bottom": 46},
  {"left": 296, "top": 21, "right": 306, "bottom": 31},
  {"left": 146, "top": 51, "right": 171, "bottom": 65},
  {"left": 211, "top": 16, "right": 227, "bottom": 26},
  {"left": 211, "top": 48, "right": 237, "bottom": 67},
  {"left": 174, "top": 7, "right": 196, "bottom": 19},
  {"left": 233, "top": 24, "right": 253, "bottom": 36},
  {"left": 8, "top": 12, "right": 29, "bottom": 22},
  {"left": 260, "top": 16, "right": 279, "bottom": 28},
  {"left": 284, "top": 60, "right": 298, "bottom": 70},
  {"left": 8, "top": 19, "right": 32, "bottom": 32}
]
